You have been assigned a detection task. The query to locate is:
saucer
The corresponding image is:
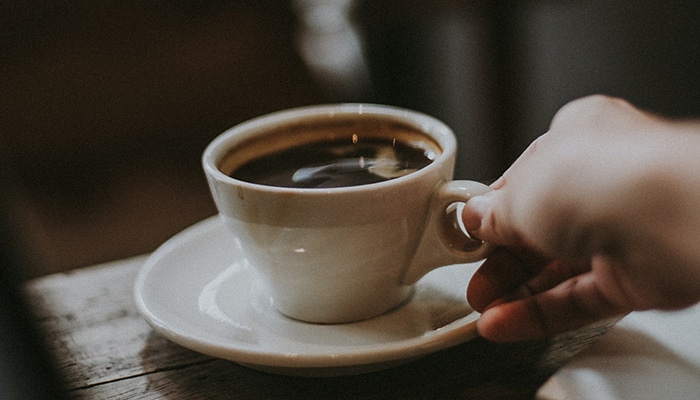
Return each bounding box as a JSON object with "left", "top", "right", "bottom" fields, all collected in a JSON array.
[{"left": 134, "top": 216, "right": 482, "bottom": 376}]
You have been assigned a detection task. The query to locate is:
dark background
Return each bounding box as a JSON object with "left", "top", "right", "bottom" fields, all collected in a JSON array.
[{"left": 2, "top": 0, "right": 700, "bottom": 278}]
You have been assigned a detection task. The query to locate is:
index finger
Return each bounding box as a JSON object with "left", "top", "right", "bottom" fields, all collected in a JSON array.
[
  {"left": 476, "top": 269, "right": 629, "bottom": 342},
  {"left": 467, "top": 247, "right": 548, "bottom": 312}
]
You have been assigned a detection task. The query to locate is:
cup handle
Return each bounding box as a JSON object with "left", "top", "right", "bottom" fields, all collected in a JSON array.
[{"left": 402, "top": 180, "right": 494, "bottom": 285}]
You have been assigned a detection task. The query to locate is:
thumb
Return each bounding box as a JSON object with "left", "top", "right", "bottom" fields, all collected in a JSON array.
[
  {"left": 462, "top": 193, "right": 502, "bottom": 244},
  {"left": 462, "top": 190, "right": 525, "bottom": 248},
  {"left": 462, "top": 195, "right": 487, "bottom": 235}
]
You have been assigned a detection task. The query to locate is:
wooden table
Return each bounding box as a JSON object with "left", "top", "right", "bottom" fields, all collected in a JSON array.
[{"left": 23, "top": 255, "right": 613, "bottom": 400}]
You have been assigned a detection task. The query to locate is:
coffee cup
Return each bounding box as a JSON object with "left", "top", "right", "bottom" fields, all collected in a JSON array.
[{"left": 202, "top": 104, "right": 493, "bottom": 324}]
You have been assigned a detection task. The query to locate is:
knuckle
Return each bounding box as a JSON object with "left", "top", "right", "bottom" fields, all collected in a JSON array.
[{"left": 550, "top": 94, "right": 632, "bottom": 131}]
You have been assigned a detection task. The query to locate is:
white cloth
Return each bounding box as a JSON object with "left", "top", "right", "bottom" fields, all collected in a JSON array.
[{"left": 537, "top": 303, "right": 700, "bottom": 400}]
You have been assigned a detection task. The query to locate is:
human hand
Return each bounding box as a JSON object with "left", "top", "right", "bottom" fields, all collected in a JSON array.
[{"left": 463, "top": 95, "right": 700, "bottom": 342}]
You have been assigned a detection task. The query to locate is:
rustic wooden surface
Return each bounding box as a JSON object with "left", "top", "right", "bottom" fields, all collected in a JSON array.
[{"left": 23, "top": 256, "right": 613, "bottom": 399}]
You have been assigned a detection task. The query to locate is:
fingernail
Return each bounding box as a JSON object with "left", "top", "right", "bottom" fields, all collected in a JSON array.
[{"left": 463, "top": 196, "right": 487, "bottom": 232}]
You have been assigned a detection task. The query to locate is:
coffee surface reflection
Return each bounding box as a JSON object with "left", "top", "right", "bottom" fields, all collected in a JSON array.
[{"left": 230, "top": 137, "right": 435, "bottom": 188}]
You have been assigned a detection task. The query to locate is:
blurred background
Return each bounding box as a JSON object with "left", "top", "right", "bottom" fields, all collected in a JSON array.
[{"left": 1, "top": 0, "right": 699, "bottom": 278}]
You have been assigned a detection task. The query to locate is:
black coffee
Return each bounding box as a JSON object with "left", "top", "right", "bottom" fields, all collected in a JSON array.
[{"left": 230, "top": 136, "right": 436, "bottom": 188}]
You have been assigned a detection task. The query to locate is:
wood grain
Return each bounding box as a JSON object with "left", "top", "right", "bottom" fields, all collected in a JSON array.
[{"left": 24, "top": 256, "right": 613, "bottom": 399}]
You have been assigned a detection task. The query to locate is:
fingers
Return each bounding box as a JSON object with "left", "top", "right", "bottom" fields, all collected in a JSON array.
[
  {"left": 475, "top": 265, "right": 631, "bottom": 342},
  {"left": 467, "top": 247, "right": 630, "bottom": 342},
  {"left": 466, "top": 247, "right": 548, "bottom": 312},
  {"left": 462, "top": 189, "right": 527, "bottom": 248}
]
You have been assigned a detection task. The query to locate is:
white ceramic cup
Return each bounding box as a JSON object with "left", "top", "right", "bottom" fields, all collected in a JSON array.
[{"left": 203, "top": 104, "right": 493, "bottom": 324}]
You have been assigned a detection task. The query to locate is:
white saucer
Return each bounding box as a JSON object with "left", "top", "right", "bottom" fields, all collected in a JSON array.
[{"left": 134, "top": 216, "right": 482, "bottom": 376}]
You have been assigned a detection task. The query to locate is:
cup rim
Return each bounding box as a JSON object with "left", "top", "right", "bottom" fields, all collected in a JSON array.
[{"left": 202, "top": 103, "right": 457, "bottom": 194}]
